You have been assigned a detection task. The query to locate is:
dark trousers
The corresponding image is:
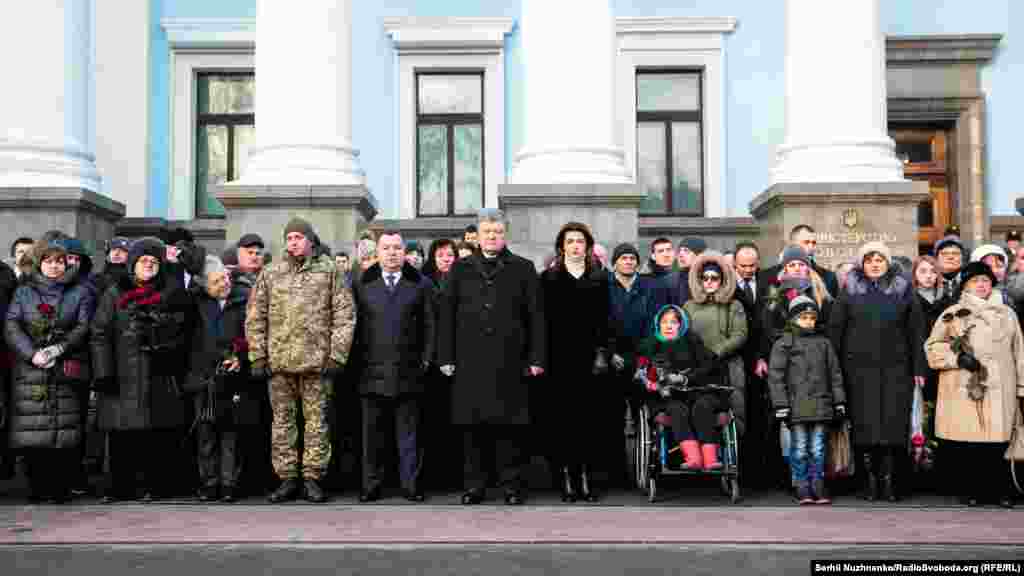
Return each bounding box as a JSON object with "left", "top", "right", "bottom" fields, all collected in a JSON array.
[
  {"left": 653, "top": 392, "right": 724, "bottom": 444},
  {"left": 944, "top": 440, "right": 1014, "bottom": 501},
  {"left": 361, "top": 394, "right": 422, "bottom": 494},
  {"left": 462, "top": 424, "right": 525, "bottom": 493},
  {"left": 197, "top": 424, "right": 241, "bottom": 489},
  {"left": 23, "top": 448, "right": 78, "bottom": 498},
  {"left": 107, "top": 430, "right": 177, "bottom": 497}
]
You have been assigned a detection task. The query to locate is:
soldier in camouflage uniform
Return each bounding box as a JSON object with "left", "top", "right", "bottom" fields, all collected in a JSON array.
[{"left": 246, "top": 218, "right": 355, "bottom": 503}]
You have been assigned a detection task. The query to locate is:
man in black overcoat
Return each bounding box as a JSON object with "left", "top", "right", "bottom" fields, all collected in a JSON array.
[
  {"left": 438, "top": 209, "right": 545, "bottom": 505},
  {"left": 352, "top": 231, "right": 435, "bottom": 502}
]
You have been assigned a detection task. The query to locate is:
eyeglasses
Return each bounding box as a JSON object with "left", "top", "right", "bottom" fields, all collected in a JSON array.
[{"left": 702, "top": 274, "right": 721, "bottom": 282}]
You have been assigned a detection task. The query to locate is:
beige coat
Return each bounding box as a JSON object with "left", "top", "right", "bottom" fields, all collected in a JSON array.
[{"left": 925, "top": 291, "right": 1024, "bottom": 443}]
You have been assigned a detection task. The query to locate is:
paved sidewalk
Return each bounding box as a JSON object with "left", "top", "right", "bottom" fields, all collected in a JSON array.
[{"left": 2, "top": 503, "right": 1021, "bottom": 545}]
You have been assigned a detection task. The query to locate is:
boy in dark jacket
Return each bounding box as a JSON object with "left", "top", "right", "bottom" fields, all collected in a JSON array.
[
  {"left": 766, "top": 295, "right": 846, "bottom": 505},
  {"left": 634, "top": 305, "right": 716, "bottom": 470}
]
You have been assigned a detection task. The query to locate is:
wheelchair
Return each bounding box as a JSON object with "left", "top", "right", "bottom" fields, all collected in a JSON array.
[{"left": 630, "top": 378, "right": 741, "bottom": 504}]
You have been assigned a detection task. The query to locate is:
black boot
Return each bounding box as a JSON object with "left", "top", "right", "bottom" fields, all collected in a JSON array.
[
  {"left": 579, "top": 465, "right": 598, "bottom": 502},
  {"left": 860, "top": 452, "right": 878, "bottom": 502},
  {"left": 881, "top": 449, "right": 898, "bottom": 502},
  {"left": 304, "top": 479, "right": 328, "bottom": 503},
  {"left": 560, "top": 467, "right": 577, "bottom": 503},
  {"left": 268, "top": 478, "right": 301, "bottom": 503}
]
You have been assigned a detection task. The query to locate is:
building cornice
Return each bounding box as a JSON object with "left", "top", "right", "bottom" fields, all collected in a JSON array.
[
  {"left": 160, "top": 17, "right": 256, "bottom": 50},
  {"left": 383, "top": 17, "right": 515, "bottom": 53},
  {"left": 886, "top": 34, "right": 1002, "bottom": 64},
  {"left": 615, "top": 16, "right": 737, "bottom": 35}
]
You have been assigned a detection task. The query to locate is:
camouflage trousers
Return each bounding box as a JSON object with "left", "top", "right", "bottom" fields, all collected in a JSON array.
[{"left": 269, "top": 373, "right": 332, "bottom": 481}]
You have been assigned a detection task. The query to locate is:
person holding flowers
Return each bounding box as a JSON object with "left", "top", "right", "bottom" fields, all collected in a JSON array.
[
  {"left": 90, "top": 237, "right": 193, "bottom": 503},
  {"left": 4, "top": 239, "right": 94, "bottom": 503},
  {"left": 184, "top": 255, "right": 260, "bottom": 502}
]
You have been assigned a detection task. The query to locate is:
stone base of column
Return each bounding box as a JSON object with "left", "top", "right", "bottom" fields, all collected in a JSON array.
[
  {"left": 498, "top": 183, "right": 644, "bottom": 267},
  {"left": 749, "top": 181, "right": 929, "bottom": 271},
  {"left": 0, "top": 188, "right": 126, "bottom": 256},
  {"left": 216, "top": 184, "right": 377, "bottom": 258}
]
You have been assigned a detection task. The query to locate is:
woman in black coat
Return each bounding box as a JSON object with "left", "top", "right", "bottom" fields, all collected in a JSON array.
[
  {"left": 540, "top": 223, "right": 609, "bottom": 502},
  {"left": 90, "top": 237, "right": 193, "bottom": 502},
  {"left": 829, "top": 242, "right": 926, "bottom": 503},
  {"left": 420, "top": 238, "right": 459, "bottom": 490},
  {"left": 186, "top": 255, "right": 260, "bottom": 502},
  {"left": 4, "top": 240, "right": 94, "bottom": 503}
]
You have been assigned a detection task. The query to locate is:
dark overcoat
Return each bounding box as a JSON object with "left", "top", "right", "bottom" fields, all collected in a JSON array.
[
  {"left": 829, "top": 268, "right": 926, "bottom": 448},
  {"left": 91, "top": 270, "right": 192, "bottom": 432},
  {"left": 4, "top": 273, "right": 93, "bottom": 449},
  {"left": 540, "top": 264, "right": 609, "bottom": 415},
  {"left": 352, "top": 263, "right": 435, "bottom": 397},
  {"left": 438, "top": 248, "right": 545, "bottom": 426},
  {"left": 185, "top": 279, "right": 262, "bottom": 427}
]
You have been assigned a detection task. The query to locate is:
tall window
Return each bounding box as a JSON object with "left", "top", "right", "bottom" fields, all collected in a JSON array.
[
  {"left": 636, "top": 71, "right": 703, "bottom": 215},
  {"left": 416, "top": 72, "right": 484, "bottom": 216},
  {"left": 195, "top": 72, "right": 255, "bottom": 217}
]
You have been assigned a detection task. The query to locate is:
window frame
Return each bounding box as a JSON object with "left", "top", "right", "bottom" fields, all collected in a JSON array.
[
  {"left": 194, "top": 70, "right": 255, "bottom": 218},
  {"left": 635, "top": 69, "right": 705, "bottom": 216},
  {"left": 414, "top": 70, "right": 486, "bottom": 217}
]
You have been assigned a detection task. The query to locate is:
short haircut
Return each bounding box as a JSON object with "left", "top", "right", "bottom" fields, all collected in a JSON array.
[
  {"left": 790, "top": 224, "right": 815, "bottom": 239},
  {"left": 10, "top": 237, "right": 35, "bottom": 258},
  {"left": 734, "top": 241, "right": 760, "bottom": 257},
  {"left": 477, "top": 208, "right": 508, "bottom": 228},
  {"left": 455, "top": 241, "right": 475, "bottom": 253},
  {"left": 336, "top": 251, "right": 349, "bottom": 258},
  {"left": 464, "top": 224, "right": 478, "bottom": 234},
  {"left": 377, "top": 229, "right": 403, "bottom": 243},
  {"left": 650, "top": 237, "right": 673, "bottom": 254}
]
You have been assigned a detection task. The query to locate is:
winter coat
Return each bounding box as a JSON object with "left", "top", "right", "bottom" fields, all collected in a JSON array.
[
  {"left": 766, "top": 327, "right": 846, "bottom": 424},
  {"left": 92, "top": 263, "right": 126, "bottom": 307},
  {"left": 352, "top": 263, "right": 436, "bottom": 397},
  {"left": 829, "top": 267, "right": 926, "bottom": 447},
  {"left": 759, "top": 270, "right": 833, "bottom": 361},
  {"left": 438, "top": 248, "right": 545, "bottom": 426},
  {"left": 185, "top": 279, "right": 262, "bottom": 428},
  {"left": 5, "top": 272, "right": 94, "bottom": 449},
  {"left": 540, "top": 264, "right": 609, "bottom": 404},
  {"left": 635, "top": 305, "right": 715, "bottom": 386},
  {"left": 90, "top": 271, "right": 193, "bottom": 431},
  {"left": 246, "top": 253, "right": 355, "bottom": 375},
  {"left": 682, "top": 253, "right": 748, "bottom": 361},
  {"left": 607, "top": 272, "right": 662, "bottom": 366},
  {"left": 0, "top": 261, "right": 17, "bottom": 416},
  {"left": 925, "top": 291, "right": 1024, "bottom": 443},
  {"left": 916, "top": 289, "right": 946, "bottom": 401}
]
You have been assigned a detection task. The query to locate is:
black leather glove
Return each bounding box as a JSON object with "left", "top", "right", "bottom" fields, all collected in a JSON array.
[
  {"left": 592, "top": 348, "right": 609, "bottom": 376},
  {"left": 774, "top": 407, "right": 791, "bottom": 422},
  {"left": 251, "top": 359, "right": 270, "bottom": 380},
  {"left": 322, "top": 359, "right": 344, "bottom": 380},
  {"left": 834, "top": 403, "right": 847, "bottom": 419},
  {"left": 957, "top": 352, "right": 981, "bottom": 373}
]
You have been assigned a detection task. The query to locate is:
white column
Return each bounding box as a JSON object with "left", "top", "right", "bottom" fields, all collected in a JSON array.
[
  {"left": 237, "top": 0, "right": 364, "bottom": 186},
  {"left": 511, "top": 0, "right": 630, "bottom": 184},
  {"left": 0, "top": 0, "right": 102, "bottom": 192},
  {"left": 771, "top": 0, "right": 904, "bottom": 184}
]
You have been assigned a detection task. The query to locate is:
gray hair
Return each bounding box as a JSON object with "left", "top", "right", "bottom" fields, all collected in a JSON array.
[
  {"left": 192, "top": 254, "right": 226, "bottom": 289},
  {"left": 477, "top": 208, "right": 508, "bottom": 228}
]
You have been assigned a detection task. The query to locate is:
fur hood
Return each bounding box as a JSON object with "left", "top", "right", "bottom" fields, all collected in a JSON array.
[
  {"left": 845, "top": 266, "right": 910, "bottom": 299},
  {"left": 687, "top": 251, "right": 736, "bottom": 304}
]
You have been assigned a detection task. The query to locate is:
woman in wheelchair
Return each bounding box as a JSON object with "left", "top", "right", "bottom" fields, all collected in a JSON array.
[{"left": 634, "top": 305, "right": 720, "bottom": 470}]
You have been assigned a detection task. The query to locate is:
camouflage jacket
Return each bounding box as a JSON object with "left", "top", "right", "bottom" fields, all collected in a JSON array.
[{"left": 245, "top": 252, "right": 355, "bottom": 374}]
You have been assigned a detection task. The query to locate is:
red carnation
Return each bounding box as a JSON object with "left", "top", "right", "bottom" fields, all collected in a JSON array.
[
  {"left": 911, "top": 433, "right": 925, "bottom": 447},
  {"left": 785, "top": 288, "right": 799, "bottom": 300},
  {"left": 232, "top": 337, "right": 249, "bottom": 354},
  {"left": 637, "top": 356, "right": 650, "bottom": 368},
  {"left": 37, "top": 303, "right": 55, "bottom": 316},
  {"left": 769, "top": 276, "right": 782, "bottom": 286},
  {"left": 646, "top": 365, "right": 658, "bottom": 384}
]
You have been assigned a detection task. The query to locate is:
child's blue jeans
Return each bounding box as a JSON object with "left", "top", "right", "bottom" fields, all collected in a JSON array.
[{"left": 790, "top": 422, "right": 826, "bottom": 485}]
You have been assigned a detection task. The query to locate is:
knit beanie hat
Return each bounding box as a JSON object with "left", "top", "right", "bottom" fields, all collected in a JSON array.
[
  {"left": 127, "top": 237, "right": 166, "bottom": 276},
  {"left": 781, "top": 244, "right": 810, "bottom": 267},
  {"left": 960, "top": 260, "right": 997, "bottom": 287},
  {"left": 857, "top": 241, "right": 891, "bottom": 264},
  {"left": 933, "top": 235, "right": 965, "bottom": 258},
  {"left": 283, "top": 217, "right": 315, "bottom": 240},
  {"left": 970, "top": 243, "right": 1007, "bottom": 264},
  {"left": 788, "top": 294, "right": 819, "bottom": 320},
  {"left": 701, "top": 261, "right": 723, "bottom": 277},
  {"left": 612, "top": 243, "right": 640, "bottom": 266},
  {"left": 680, "top": 237, "right": 707, "bottom": 255}
]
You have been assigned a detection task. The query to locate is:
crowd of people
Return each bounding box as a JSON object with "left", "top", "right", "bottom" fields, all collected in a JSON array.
[{"left": 1, "top": 213, "right": 1022, "bottom": 509}]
